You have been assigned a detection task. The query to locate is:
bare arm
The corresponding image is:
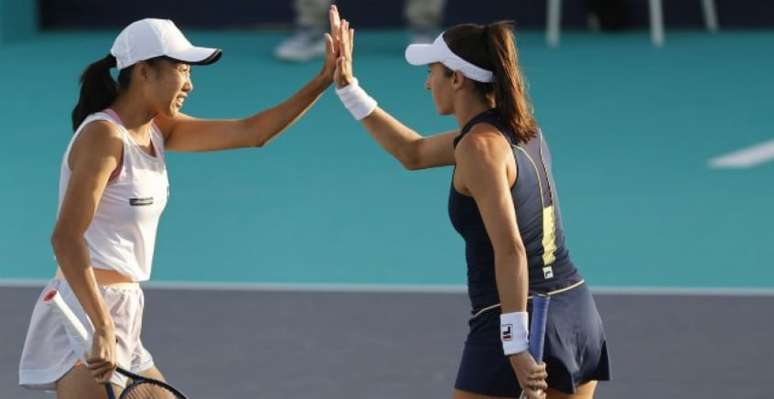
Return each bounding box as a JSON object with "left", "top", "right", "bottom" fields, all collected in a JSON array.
[
  {"left": 156, "top": 6, "right": 342, "bottom": 152},
  {"left": 156, "top": 71, "right": 333, "bottom": 152},
  {"left": 51, "top": 121, "right": 120, "bottom": 381},
  {"left": 333, "top": 14, "right": 455, "bottom": 170},
  {"left": 454, "top": 127, "right": 527, "bottom": 314},
  {"left": 361, "top": 108, "right": 457, "bottom": 170}
]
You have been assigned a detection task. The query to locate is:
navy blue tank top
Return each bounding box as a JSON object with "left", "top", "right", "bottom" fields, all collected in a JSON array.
[{"left": 449, "top": 109, "right": 582, "bottom": 312}]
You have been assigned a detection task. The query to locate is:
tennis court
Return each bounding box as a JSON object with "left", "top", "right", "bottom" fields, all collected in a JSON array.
[{"left": 2, "top": 28, "right": 773, "bottom": 398}]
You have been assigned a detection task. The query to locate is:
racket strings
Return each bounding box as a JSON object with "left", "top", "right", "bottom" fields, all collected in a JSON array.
[{"left": 120, "top": 381, "right": 182, "bottom": 399}]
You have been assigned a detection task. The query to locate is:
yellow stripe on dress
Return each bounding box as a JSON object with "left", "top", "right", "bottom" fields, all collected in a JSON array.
[{"left": 542, "top": 205, "right": 558, "bottom": 267}]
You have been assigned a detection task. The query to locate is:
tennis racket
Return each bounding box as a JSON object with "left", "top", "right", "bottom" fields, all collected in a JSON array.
[
  {"left": 43, "top": 289, "right": 189, "bottom": 399},
  {"left": 518, "top": 294, "right": 551, "bottom": 399}
]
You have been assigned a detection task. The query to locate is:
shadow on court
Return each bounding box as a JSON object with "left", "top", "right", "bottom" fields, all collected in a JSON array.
[{"left": 2, "top": 286, "right": 772, "bottom": 398}]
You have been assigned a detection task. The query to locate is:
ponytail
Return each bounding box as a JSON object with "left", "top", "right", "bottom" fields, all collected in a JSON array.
[
  {"left": 482, "top": 21, "right": 537, "bottom": 143},
  {"left": 443, "top": 22, "right": 538, "bottom": 144},
  {"left": 71, "top": 54, "right": 118, "bottom": 131}
]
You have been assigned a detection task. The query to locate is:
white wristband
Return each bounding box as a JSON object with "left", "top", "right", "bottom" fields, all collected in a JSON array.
[
  {"left": 335, "top": 78, "right": 378, "bottom": 120},
  {"left": 500, "top": 311, "right": 529, "bottom": 356}
]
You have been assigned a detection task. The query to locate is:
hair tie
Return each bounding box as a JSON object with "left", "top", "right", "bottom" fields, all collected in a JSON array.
[{"left": 104, "top": 54, "right": 117, "bottom": 68}]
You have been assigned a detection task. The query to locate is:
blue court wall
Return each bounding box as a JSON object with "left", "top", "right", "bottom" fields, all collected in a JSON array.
[{"left": 0, "top": 0, "right": 38, "bottom": 43}]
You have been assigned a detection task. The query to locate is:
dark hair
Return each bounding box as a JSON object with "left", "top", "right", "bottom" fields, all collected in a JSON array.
[
  {"left": 442, "top": 21, "right": 537, "bottom": 143},
  {"left": 71, "top": 55, "right": 168, "bottom": 131}
]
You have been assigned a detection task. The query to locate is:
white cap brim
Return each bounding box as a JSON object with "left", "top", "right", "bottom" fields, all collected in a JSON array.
[{"left": 167, "top": 46, "right": 222, "bottom": 65}]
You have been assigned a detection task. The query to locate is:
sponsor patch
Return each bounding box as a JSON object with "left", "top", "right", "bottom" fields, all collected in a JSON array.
[{"left": 129, "top": 197, "right": 154, "bottom": 206}]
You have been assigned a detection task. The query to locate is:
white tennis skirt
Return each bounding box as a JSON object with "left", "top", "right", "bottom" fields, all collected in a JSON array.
[{"left": 19, "top": 278, "right": 155, "bottom": 390}]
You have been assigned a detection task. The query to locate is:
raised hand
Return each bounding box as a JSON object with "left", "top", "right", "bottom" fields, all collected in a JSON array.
[
  {"left": 329, "top": 4, "right": 341, "bottom": 37},
  {"left": 319, "top": 5, "right": 342, "bottom": 84},
  {"left": 334, "top": 17, "right": 355, "bottom": 88}
]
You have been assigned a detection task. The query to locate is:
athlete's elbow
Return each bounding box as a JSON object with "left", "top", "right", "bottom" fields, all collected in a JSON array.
[
  {"left": 50, "top": 229, "right": 71, "bottom": 259},
  {"left": 496, "top": 243, "right": 527, "bottom": 262},
  {"left": 400, "top": 157, "right": 421, "bottom": 171},
  {"left": 253, "top": 138, "right": 267, "bottom": 148},
  {"left": 240, "top": 118, "right": 268, "bottom": 148},
  {"left": 250, "top": 130, "right": 269, "bottom": 148},
  {"left": 398, "top": 148, "right": 422, "bottom": 170},
  {"left": 253, "top": 128, "right": 284, "bottom": 148},
  {"left": 252, "top": 131, "right": 276, "bottom": 148}
]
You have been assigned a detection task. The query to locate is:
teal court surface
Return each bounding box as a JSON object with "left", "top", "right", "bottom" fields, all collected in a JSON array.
[{"left": 1, "top": 30, "right": 773, "bottom": 398}]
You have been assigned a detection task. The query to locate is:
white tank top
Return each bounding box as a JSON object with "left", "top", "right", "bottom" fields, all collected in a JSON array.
[{"left": 58, "top": 110, "right": 169, "bottom": 281}]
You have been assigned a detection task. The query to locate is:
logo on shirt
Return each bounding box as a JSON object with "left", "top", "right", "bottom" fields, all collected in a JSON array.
[
  {"left": 501, "top": 324, "right": 513, "bottom": 341},
  {"left": 129, "top": 197, "right": 154, "bottom": 206}
]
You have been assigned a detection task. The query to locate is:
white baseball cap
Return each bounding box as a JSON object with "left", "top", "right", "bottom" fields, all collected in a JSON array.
[
  {"left": 405, "top": 32, "right": 494, "bottom": 83},
  {"left": 111, "top": 18, "right": 222, "bottom": 70}
]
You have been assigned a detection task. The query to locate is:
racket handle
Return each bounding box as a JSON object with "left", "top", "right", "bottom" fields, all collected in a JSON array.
[
  {"left": 528, "top": 295, "right": 550, "bottom": 362},
  {"left": 43, "top": 290, "right": 91, "bottom": 360},
  {"left": 518, "top": 295, "right": 551, "bottom": 399}
]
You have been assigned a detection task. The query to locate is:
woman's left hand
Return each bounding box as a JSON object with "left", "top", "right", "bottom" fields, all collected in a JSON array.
[{"left": 333, "top": 18, "right": 355, "bottom": 89}]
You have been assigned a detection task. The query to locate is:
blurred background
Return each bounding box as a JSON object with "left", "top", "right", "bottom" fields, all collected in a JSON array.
[
  {"left": 2, "top": 0, "right": 772, "bottom": 289},
  {"left": 1, "top": 1, "right": 773, "bottom": 398}
]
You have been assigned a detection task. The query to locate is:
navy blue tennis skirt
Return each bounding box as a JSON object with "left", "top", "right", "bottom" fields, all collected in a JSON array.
[{"left": 454, "top": 282, "right": 611, "bottom": 396}]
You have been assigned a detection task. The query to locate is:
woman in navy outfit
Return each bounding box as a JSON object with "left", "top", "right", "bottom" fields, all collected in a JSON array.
[{"left": 330, "top": 7, "right": 610, "bottom": 399}]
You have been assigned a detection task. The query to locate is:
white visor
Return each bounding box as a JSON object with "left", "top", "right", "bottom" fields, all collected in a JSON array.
[
  {"left": 111, "top": 18, "right": 222, "bottom": 70},
  {"left": 405, "top": 33, "right": 494, "bottom": 83}
]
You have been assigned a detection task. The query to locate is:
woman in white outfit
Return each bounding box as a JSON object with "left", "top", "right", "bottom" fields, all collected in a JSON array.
[{"left": 20, "top": 11, "right": 340, "bottom": 399}]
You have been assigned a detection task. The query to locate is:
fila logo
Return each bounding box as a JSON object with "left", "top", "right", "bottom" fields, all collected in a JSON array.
[
  {"left": 501, "top": 324, "right": 513, "bottom": 341},
  {"left": 129, "top": 197, "right": 154, "bottom": 206}
]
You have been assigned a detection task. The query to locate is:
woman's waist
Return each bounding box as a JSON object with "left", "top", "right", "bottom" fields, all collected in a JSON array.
[
  {"left": 466, "top": 258, "right": 580, "bottom": 286},
  {"left": 55, "top": 266, "right": 137, "bottom": 287},
  {"left": 468, "top": 278, "right": 586, "bottom": 319}
]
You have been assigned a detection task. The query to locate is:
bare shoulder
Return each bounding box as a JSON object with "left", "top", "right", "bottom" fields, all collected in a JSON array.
[
  {"left": 76, "top": 120, "right": 122, "bottom": 145},
  {"left": 70, "top": 120, "right": 123, "bottom": 164},
  {"left": 455, "top": 122, "right": 512, "bottom": 166}
]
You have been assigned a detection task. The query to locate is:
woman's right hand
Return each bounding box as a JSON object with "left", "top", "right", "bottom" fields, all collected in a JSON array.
[
  {"left": 333, "top": 16, "right": 355, "bottom": 88},
  {"left": 510, "top": 351, "right": 548, "bottom": 399},
  {"left": 86, "top": 325, "right": 117, "bottom": 383},
  {"left": 318, "top": 5, "right": 341, "bottom": 86}
]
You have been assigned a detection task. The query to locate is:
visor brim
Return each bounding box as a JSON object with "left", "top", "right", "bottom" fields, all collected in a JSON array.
[
  {"left": 168, "top": 47, "right": 222, "bottom": 66},
  {"left": 404, "top": 43, "right": 439, "bottom": 66}
]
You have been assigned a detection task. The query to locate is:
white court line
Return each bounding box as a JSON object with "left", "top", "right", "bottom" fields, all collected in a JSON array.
[
  {"left": 0, "top": 279, "right": 465, "bottom": 293},
  {"left": 590, "top": 285, "right": 774, "bottom": 297},
  {"left": 709, "top": 139, "right": 774, "bottom": 168},
  {"left": 1, "top": 279, "right": 774, "bottom": 296}
]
